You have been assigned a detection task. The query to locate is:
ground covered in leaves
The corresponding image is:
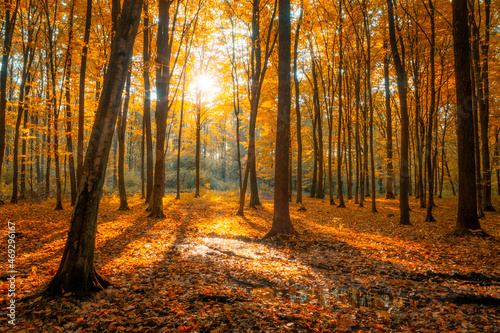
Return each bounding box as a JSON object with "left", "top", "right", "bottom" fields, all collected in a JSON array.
[{"left": 1, "top": 191, "right": 499, "bottom": 332}]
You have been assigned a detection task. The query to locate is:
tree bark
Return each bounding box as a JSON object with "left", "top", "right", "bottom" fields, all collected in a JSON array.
[
  {"left": 384, "top": 41, "right": 395, "bottom": 199},
  {"left": 142, "top": 0, "right": 154, "bottom": 204},
  {"left": 118, "top": 70, "right": 131, "bottom": 210},
  {"left": 267, "top": 0, "right": 294, "bottom": 237},
  {"left": 0, "top": 0, "right": 19, "bottom": 184},
  {"left": 425, "top": 0, "right": 436, "bottom": 222},
  {"left": 77, "top": 0, "right": 92, "bottom": 185},
  {"left": 46, "top": 0, "right": 142, "bottom": 296},
  {"left": 451, "top": 0, "right": 483, "bottom": 236},
  {"left": 387, "top": 0, "right": 410, "bottom": 225}
]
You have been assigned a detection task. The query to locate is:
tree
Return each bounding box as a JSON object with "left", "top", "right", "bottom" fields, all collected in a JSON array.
[
  {"left": 383, "top": 40, "right": 395, "bottom": 199},
  {"left": 142, "top": 0, "right": 154, "bottom": 204},
  {"left": 117, "top": 69, "right": 131, "bottom": 210},
  {"left": 267, "top": 0, "right": 294, "bottom": 237},
  {"left": 387, "top": 0, "right": 410, "bottom": 225},
  {"left": 451, "top": 0, "right": 484, "bottom": 236},
  {"left": 45, "top": 0, "right": 142, "bottom": 296},
  {"left": 293, "top": 4, "right": 303, "bottom": 205},
  {"left": 77, "top": 0, "right": 92, "bottom": 185},
  {"left": 0, "top": 0, "right": 19, "bottom": 186}
]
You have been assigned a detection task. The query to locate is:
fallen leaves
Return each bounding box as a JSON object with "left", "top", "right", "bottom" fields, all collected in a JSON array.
[{"left": 0, "top": 192, "right": 499, "bottom": 332}]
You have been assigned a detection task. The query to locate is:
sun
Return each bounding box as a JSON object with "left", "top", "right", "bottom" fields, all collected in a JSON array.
[{"left": 196, "top": 73, "right": 215, "bottom": 93}]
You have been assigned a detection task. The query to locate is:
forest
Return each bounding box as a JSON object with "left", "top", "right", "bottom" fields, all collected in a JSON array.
[{"left": 0, "top": 0, "right": 499, "bottom": 331}]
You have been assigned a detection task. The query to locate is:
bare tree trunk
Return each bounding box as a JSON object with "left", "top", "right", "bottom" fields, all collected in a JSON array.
[
  {"left": 384, "top": 41, "right": 395, "bottom": 199},
  {"left": 387, "top": 0, "right": 410, "bottom": 225},
  {"left": 425, "top": 0, "right": 436, "bottom": 221},
  {"left": 452, "top": 0, "right": 484, "bottom": 236},
  {"left": 267, "top": 0, "right": 294, "bottom": 237},
  {"left": 77, "top": 0, "right": 92, "bottom": 184},
  {"left": 118, "top": 70, "right": 131, "bottom": 210},
  {"left": 0, "top": 0, "right": 19, "bottom": 184},
  {"left": 142, "top": 0, "right": 154, "bottom": 204},
  {"left": 64, "top": 0, "right": 77, "bottom": 206},
  {"left": 337, "top": 2, "right": 345, "bottom": 208},
  {"left": 480, "top": 0, "right": 494, "bottom": 212},
  {"left": 45, "top": 0, "right": 142, "bottom": 296}
]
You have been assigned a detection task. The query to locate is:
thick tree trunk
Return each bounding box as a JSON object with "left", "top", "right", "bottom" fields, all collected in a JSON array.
[
  {"left": 451, "top": 0, "right": 483, "bottom": 236},
  {"left": 267, "top": 0, "right": 294, "bottom": 237},
  {"left": 46, "top": 0, "right": 142, "bottom": 296}
]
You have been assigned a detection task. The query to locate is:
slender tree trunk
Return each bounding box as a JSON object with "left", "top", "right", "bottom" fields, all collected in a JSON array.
[
  {"left": 384, "top": 41, "right": 395, "bottom": 199},
  {"left": 363, "top": 3, "right": 376, "bottom": 212},
  {"left": 0, "top": 0, "right": 19, "bottom": 184},
  {"left": 387, "top": 0, "right": 410, "bottom": 225},
  {"left": 176, "top": 69, "right": 187, "bottom": 200},
  {"left": 77, "top": 0, "right": 92, "bottom": 184},
  {"left": 142, "top": 0, "right": 154, "bottom": 204},
  {"left": 337, "top": 4, "right": 345, "bottom": 208},
  {"left": 64, "top": 0, "right": 77, "bottom": 206},
  {"left": 480, "top": 0, "right": 494, "bottom": 212},
  {"left": 195, "top": 90, "right": 201, "bottom": 198},
  {"left": 293, "top": 6, "right": 303, "bottom": 205},
  {"left": 425, "top": 0, "right": 436, "bottom": 221},
  {"left": 118, "top": 70, "right": 131, "bottom": 210}
]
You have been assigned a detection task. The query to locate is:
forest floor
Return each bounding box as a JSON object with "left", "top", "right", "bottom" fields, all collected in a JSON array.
[{"left": 1, "top": 191, "right": 499, "bottom": 332}]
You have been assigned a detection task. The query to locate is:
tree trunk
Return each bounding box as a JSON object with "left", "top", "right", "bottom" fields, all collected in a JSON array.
[
  {"left": 292, "top": 7, "right": 303, "bottom": 205},
  {"left": 195, "top": 89, "right": 201, "bottom": 198},
  {"left": 118, "top": 70, "right": 131, "bottom": 210},
  {"left": 480, "top": 0, "right": 494, "bottom": 212},
  {"left": 0, "top": 0, "right": 19, "bottom": 184},
  {"left": 45, "top": 0, "right": 142, "bottom": 296},
  {"left": 387, "top": 0, "right": 410, "bottom": 225},
  {"left": 337, "top": 4, "right": 345, "bottom": 208},
  {"left": 451, "top": 0, "right": 483, "bottom": 236},
  {"left": 363, "top": 2, "right": 376, "bottom": 212},
  {"left": 425, "top": 0, "right": 436, "bottom": 222},
  {"left": 142, "top": 0, "right": 154, "bottom": 204},
  {"left": 267, "top": 0, "right": 294, "bottom": 237},
  {"left": 64, "top": 0, "right": 77, "bottom": 206},
  {"left": 384, "top": 41, "right": 395, "bottom": 199}
]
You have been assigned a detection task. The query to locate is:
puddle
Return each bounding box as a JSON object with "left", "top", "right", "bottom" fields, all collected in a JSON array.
[{"left": 251, "top": 287, "right": 418, "bottom": 311}]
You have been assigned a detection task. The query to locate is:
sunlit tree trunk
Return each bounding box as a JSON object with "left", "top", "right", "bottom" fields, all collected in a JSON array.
[
  {"left": 77, "top": 0, "right": 92, "bottom": 184},
  {"left": 64, "top": 0, "right": 77, "bottom": 206},
  {"left": 0, "top": 0, "right": 19, "bottom": 184},
  {"left": 45, "top": 0, "right": 142, "bottom": 296},
  {"left": 142, "top": 0, "right": 154, "bottom": 204}
]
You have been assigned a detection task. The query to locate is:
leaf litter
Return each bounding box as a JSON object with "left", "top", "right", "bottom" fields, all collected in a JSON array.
[{"left": 0, "top": 192, "right": 499, "bottom": 332}]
